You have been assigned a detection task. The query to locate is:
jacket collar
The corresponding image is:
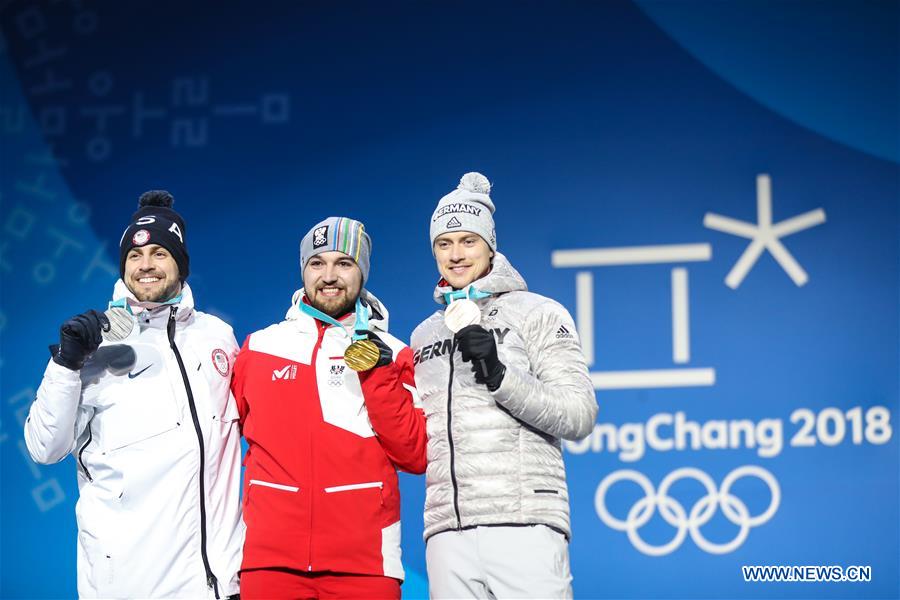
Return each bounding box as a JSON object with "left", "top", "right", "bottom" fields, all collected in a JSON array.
[
  {"left": 111, "top": 279, "right": 195, "bottom": 324},
  {"left": 285, "top": 288, "right": 390, "bottom": 334},
  {"left": 433, "top": 252, "right": 527, "bottom": 305}
]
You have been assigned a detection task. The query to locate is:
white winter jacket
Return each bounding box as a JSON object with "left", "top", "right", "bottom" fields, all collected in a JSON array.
[
  {"left": 411, "top": 254, "right": 598, "bottom": 541},
  {"left": 24, "top": 282, "right": 243, "bottom": 599}
]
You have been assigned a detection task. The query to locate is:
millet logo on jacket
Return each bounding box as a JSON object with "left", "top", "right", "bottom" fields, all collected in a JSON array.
[
  {"left": 272, "top": 364, "right": 298, "bottom": 381},
  {"left": 414, "top": 328, "right": 510, "bottom": 366}
]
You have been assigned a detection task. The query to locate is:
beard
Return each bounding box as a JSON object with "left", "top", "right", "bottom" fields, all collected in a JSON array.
[
  {"left": 128, "top": 278, "right": 183, "bottom": 303},
  {"left": 306, "top": 287, "right": 358, "bottom": 318}
]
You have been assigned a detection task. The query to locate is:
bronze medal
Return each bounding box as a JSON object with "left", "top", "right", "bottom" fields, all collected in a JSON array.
[{"left": 344, "top": 339, "right": 380, "bottom": 371}]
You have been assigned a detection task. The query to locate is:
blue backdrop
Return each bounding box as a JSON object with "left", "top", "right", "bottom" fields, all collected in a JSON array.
[{"left": 1, "top": 1, "right": 897, "bottom": 598}]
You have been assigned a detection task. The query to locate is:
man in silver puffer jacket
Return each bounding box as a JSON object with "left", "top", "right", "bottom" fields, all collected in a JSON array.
[{"left": 411, "top": 172, "right": 598, "bottom": 599}]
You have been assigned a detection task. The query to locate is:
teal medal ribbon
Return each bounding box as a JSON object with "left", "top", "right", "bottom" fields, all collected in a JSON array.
[
  {"left": 352, "top": 300, "right": 369, "bottom": 341},
  {"left": 104, "top": 292, "right": 182, "bottom": 341},
  {"left": 296, "top": 295, "right": 380, "bottom": 371},
  {"left": 296, "top": 296, "right": 368, "bottom": 340},
  {"left": 442, "top": 286, "right": 492, "bottom": 304},
  {"left": 109, "top": 293, "right": 183, "bottom": 314},
  {"left": 443, "top": 286, "right": 489, "bottom": 333},
  {"left": 108, "top": 297, "right": 133, "bottom": 314}
]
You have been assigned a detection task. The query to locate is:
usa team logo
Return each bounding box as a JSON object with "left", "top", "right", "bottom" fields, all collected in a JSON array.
[
  {"left": 132, "top": 229, "right": 150, "bottom": 246},
  {"left": 211, "top": 349, "right": 229, "bottom": 377}
]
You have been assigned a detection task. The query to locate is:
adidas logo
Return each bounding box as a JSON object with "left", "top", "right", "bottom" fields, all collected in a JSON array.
[
  {"left": 272, "top": 364, "right": 298, "bottom": 381},
  {"left": 556, "top": 325, "right": 574, "bottom": 339},
  {"left": 446, "top": 216, "right": 462, "bottom": 228}
]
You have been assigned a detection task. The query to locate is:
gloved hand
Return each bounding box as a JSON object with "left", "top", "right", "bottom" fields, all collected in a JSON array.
[
  {"left": 455, "top": 324, "right": 505, "bottom": 391},
  {"left": 364, "top": 331, "right": 394, "bottom": 369},
  {"left": 52, "top": 310, "right": 108, "bottom": 371}
]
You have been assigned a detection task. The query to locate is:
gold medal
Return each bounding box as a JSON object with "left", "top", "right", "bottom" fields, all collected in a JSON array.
[{"left": 344, "top": 339, "right": 380, "bottom": 371}]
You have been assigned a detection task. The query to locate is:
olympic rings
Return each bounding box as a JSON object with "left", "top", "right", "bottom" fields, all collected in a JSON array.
[{"left": 594, "top": 466, "right": 781, "bottom": 556}]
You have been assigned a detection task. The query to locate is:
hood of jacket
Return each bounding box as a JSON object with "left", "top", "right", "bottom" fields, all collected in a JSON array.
[{"left": 432, "top": 252, "right": 527, "bottom": 305}]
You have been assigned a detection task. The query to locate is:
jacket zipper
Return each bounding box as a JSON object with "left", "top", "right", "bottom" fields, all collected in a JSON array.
[
  {"left": 77, "top": 423, "right": 93, "bottom": 482},
  {"left": 307, "top": 322, "right": 327, "bottom": 572},
  {"left": 168, "top": 306, "right": 220, "bottom": 599},
  {"left": 447, "top": 340, "right": 462, "bottom": 529}
]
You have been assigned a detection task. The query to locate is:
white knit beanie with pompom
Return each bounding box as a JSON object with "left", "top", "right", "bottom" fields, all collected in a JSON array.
[{"left": 429, "top": 172, "right": 496, "bottom": 252}]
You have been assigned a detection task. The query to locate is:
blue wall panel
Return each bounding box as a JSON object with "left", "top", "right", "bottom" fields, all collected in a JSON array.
[{"left": 1, "top": 1, "right": 897, "bottom": 598}]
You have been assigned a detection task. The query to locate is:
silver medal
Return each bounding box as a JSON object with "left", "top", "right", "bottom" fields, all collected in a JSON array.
[
  {"left": 102, "top": 307, "right": 135, "bottom": 342},
  {"left": 444, "top": 298, "right": 481, "bottom": 333}
]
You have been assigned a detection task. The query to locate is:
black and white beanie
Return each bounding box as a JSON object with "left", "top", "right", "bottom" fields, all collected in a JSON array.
[{"left": 119, "top": 190, "right": 190, "bottom": 280}]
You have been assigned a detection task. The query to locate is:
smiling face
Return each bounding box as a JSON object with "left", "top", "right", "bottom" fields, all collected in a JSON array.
[
  {"left": 124, "top": 244, "right": 183, "bottom": 302},
  {"left": 303, "top": 251, "right": 363, "bottom": 318},
  {"left": 433, "top": 231, "right": 494, "bottom": 289}
]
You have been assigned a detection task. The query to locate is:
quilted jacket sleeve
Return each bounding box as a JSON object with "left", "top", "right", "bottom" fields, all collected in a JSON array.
[{"left": 490, "top": 299, "right": 597, "bottom": 441}]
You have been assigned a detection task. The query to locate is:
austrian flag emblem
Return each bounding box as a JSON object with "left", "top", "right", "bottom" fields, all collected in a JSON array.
[{"left": 328, "top": 363, "right": 345, "bottom": 386}]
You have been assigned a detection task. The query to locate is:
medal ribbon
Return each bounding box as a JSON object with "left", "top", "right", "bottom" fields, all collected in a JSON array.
[
  {"left": 297, "top": 296, "right": 368, "bottom": 341},
  {"left": 109, "top": 293, "right": 183, "bottom": 315},
  {"left": 442, "top": 286, "right": 492, "bottom": 304}
]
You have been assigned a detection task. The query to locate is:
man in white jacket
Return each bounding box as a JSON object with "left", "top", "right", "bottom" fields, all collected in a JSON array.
[
  {"left": 24, "top": 191, "right": 243, "bottom": 599},
  {"left": 412, "top": 173, "right": 598, "bottom": 599}
]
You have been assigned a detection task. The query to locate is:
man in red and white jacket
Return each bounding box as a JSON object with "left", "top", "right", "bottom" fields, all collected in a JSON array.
[{"left": 231, "top": 217, "right": 426, "bottom": 599}]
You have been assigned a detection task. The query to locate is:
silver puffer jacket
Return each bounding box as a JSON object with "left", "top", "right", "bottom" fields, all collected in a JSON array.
[{"left": 411, "top": 253, "right": 597, "bottom": 541}]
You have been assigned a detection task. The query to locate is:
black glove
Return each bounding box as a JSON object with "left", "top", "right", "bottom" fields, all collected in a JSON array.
[
  {"left": 455, "top": 324, "right": 506, "bottom": 391},
  {"left": 53, "top": 310, "right": 108, "bottom": 371},
  {"left": 363, "top": 331, "right": 393, "bottom": 369}
]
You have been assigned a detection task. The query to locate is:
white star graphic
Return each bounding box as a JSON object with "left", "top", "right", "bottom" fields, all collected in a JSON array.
[{"left": 704, "top": 174, "right": 826, "bottom": 289}]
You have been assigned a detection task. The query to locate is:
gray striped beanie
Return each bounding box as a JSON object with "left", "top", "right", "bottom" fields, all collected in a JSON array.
[{"left": 300, "top": 216, "right": 372, "bottom": 282}]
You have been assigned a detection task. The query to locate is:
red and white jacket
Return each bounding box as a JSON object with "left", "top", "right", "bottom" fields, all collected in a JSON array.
[{"left": 231, "top": 290, "right": 426, "bottom": 581}]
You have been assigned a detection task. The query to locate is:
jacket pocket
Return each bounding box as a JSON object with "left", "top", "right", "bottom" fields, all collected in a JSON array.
[
  {"left": 242, "top": 478, "right": 307, "bottom": 564},
  {"left": 324, "top": 481, "right": 383, "bottom": 494},
  {"left": 325, "top": 481, "right": 385, "bottom": 508},
  {"left": 78, "top": 532, "right": 113, "bottom": 596},
  {"left": 97, "top": 383, "right": 180, "bottom": 452},
  {"left": 77, "top": 426, "right": 94, "bottom": 481},
  {"left": 105, "top": 420, "right": 179, "bottom": 452},
  {"left": 249, "top": 479, "right": 300, "bottom": 492},
  {"left": 320, "top": 481, "right": 386, "bottom": 555}
]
